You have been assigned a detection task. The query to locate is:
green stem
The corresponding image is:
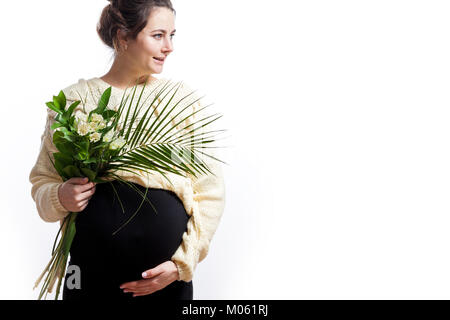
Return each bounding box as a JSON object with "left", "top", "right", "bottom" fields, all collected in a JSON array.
[{"left": 111, "top": 184, "right": 149, "bottom": 236}]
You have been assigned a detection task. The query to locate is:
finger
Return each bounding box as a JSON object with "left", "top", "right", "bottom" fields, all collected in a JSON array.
[
  {"left": 124, "top": 288, "right": 149, "bottom": 294},
  {"left": 120, "top": 281, "right": 139, "bottom": 290},
  {"left": 78, "top": 187, "right": 96, "bottom": 201},
  {"left": 133, "top": 292, "right": 152, "bottom": 297},
  {"left": 124, "top": 284, "right": 159, "bottom": 296},
  {"left": 76, "top": 182, "right": 96, "bottom": 193},
  {"left": 133, "top": 287, "right": 161, "bottom": 296},
  {"left": 123, "top": 280, "right": 159, "bottom": 291},
  {"left": 70, "top": 177, "right": 90, "bottom": 185},
  {"left": 133, "top": 280, "right": 156, "bottom": 290},
  {"left": 78, "top": 198, "right": 90, "bottom": 209},
  {"left": 123, "top": 280, "right": 152, "bottom": 291},
  {"left": 77, "top": 193, "right": 93, "bottom": 203}
]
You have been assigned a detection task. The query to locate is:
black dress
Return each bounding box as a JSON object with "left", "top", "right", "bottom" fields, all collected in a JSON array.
[{"left": 62, "top": 179, "right": 193, "bottom": 300}]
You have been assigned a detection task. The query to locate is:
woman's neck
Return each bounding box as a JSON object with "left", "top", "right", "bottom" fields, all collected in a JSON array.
[{"left": 100, "top": 57, "right": 157, "bottom": 90}]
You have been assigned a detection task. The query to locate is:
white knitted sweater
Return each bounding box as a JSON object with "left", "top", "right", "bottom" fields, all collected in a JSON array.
[{"left": 28, "top": 77, "right": 226, "bottom": 282}]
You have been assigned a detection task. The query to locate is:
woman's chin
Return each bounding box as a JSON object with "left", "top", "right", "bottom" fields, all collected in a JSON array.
[
  {"left": 149, "top": 66, "right": 163, "bottom": 74},
  {"left": 150, "top": 62, "right": 164, "bottom": 71}
]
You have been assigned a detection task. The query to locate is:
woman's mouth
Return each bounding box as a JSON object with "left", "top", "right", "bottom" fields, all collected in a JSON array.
[{"left": 153, "top": 57, "right": 165, "bottom": 64}]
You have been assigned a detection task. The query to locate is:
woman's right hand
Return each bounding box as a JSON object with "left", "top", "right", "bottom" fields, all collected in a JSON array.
[{"left": 58, "top": 177, "right": 97, "bottom": 212}]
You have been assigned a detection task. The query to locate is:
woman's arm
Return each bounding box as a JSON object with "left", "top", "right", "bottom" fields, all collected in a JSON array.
[
  {"left": 170, "top": 156, "right": 226, "bottom": 282},
  {"left": 170, "top": 84, "right": 226, "bottom": 282},
  {"left": 29, "top": 108, "right": 70, "bottom": 223}
]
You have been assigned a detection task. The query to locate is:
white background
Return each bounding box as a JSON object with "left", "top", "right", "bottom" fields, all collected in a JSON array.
[{"left": 0, "top": 0, "right": 449, "bottom": 299}]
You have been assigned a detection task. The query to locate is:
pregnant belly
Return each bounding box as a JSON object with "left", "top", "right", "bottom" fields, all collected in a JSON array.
[{"left": 69, "top": 180, "right": 189, "bottom": 283}]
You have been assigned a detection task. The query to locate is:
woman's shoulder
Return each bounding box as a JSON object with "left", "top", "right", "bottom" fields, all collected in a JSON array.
[
  {"left": 60, "top": 78, "right": 92, "bottom": 101},
  {"left": 60, "top": 77, "right": 124, "bottom": 109}
]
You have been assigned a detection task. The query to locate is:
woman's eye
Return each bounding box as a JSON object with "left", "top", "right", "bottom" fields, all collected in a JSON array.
[{"left": 153, "top": 34, "right": 175, "bottom": 39}]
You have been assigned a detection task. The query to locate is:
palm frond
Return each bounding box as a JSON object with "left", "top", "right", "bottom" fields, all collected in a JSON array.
[
  {"left": 100, "top": 78, "right": 226, "bottom": 232},
  {"left": 105, "top": 79, "right": 224, "bottom": 182}
]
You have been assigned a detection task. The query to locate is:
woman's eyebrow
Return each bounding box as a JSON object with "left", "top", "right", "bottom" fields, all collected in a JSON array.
[{"left": 151, "top": 29, "right": 176, "bottom": 33}]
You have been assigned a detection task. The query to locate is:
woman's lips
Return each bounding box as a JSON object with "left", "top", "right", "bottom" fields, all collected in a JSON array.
[{"left": 153, "top": 57, "right": 164, "bottom": 64}]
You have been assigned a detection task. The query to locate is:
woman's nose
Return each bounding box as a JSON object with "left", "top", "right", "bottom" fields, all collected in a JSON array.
[{"left": 163, "top": 38, "right": 174, "bottom": 53}]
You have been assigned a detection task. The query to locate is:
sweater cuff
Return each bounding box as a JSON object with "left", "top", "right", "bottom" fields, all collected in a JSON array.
[
  {"left": 171, "top": 258, "right": 192, "bottom": 282},
  {"left": 50, "top": 182, "right": 67, "bottom": 213},
  {"left": 172, "top": 260, "right": 182, "bottom": 281}
]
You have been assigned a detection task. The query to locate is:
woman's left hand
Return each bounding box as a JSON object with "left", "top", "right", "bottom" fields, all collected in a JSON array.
[{"left": 119, "top": 260, "right": 179, "bottom": 297}]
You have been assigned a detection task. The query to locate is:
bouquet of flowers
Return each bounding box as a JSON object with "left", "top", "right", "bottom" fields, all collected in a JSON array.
[{"left": 33, "top": 79, "right": 226, "bottom": 300}]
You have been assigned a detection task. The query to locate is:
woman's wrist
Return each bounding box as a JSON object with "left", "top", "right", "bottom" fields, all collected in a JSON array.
[{"left": 171, "top": 261, "right": 180, "bottom": 281}]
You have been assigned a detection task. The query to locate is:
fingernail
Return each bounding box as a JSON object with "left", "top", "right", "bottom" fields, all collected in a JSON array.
[{"left": 142, "top": 272, "right": 147, "bottom": 277}]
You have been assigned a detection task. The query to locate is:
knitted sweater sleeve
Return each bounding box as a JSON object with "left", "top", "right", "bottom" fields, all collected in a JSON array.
[
  {"left": 170, "top": 83, "right": 226, "bottom": 282},
  {"left": 29, "top": 108, "right": 70, "bottom": 223}
]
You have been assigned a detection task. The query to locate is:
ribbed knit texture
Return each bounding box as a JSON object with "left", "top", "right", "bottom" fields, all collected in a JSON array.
[{"left": 28, "top": 77, "right": 226, "bottom": 282}]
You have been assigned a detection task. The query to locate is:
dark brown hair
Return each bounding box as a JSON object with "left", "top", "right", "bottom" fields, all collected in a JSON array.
[{"left": 97, "top": 0, "right": 176, "bottom": 55}]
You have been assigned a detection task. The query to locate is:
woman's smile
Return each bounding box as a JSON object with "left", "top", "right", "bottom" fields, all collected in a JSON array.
[{"left": 152, "top": 56, "right": 165, "bottom": 65}]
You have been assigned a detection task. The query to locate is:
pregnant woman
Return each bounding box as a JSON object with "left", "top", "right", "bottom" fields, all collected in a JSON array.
[
  {"left": 62, "top": 179, "right": 192, "bottom": 300},
  {"left": 29, "top": 0, "right": 226, "bottom": 300}
]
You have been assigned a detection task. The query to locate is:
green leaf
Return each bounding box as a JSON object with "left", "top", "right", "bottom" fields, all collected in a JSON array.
[
  {"left": 52, "top": 130, "right": 65, "bottom": 145},
  {"left": 62, "top": 165, "right": 82, "bottom": 177},
  {"left": 53, "top": 91, "right": 66, "bottom": 112},
  {"left": 62, "top": 214, "right": 77, "bottom": 256},
  {"left": 57, "top": 90, "right": 67, "bottom": 110},
  {"left": 89, "top": 87, "right": 111, "bottom": 118},
  {"left": 54, "top": 141, "right": 76, "bottom": 156},
  {"left": 98, "top": 87, "right": 111, "bottom": 113},
  {"left": 53, "top": 152, "right": 73, "bottom": 165},
  {"left": 50, "top": 122, "right": 64, "bottom": 130},
  {"left": 74, "top": 153, "right": 87, "bottom": 161},
  {"left": 82, "top": 157, "right": 98, "bottom": 164},
  {"left": 102, "top": 109, "right": 117, "bottom": 120},
  {"left": 67, "top": 100, "right": 80, "bottom": 116},
  {"left": 80, "top": 167, "right": 96, "bottom": 181},
  {"left": 63, "top": 100, "right": 81, "bottom": 121},
  {"left": 53, "top": 152, "right": 73, "bottom": 177},
  {"left": 53, "top": 162, "right": 66, "bottom": 178},
  {"left": 69, "top": 115, "right": 76, "bottom": 128},
  {"left": 46, "top": 102, "right": 62, "bottom": 114},
  {"left": 58, "top": 116, "right": 68, "bottom": 125},
  {"left": 58, "top": 126, "right": 71, "bottom": 136}
]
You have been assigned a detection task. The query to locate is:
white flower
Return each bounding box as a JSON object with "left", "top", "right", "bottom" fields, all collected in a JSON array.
[
  {"left": 91, "top": 113, "right": 104, "bottom": 123},
  {"left": 89, "top": 132, "right": 101, "bottom": 143},
  {"left": 103, "top": 129, "right": 115, "bottom": 143},
  {"left": 77, "top": 121, "right": 90, "bottom": 136},
  {"left": 97, "top": 120, "right": 106, "bottom": 130},
  {"left": 88, "top": 121, "right": 98, "bottom": 133},
  {"left": 74, "top": 112, "right": 88, "bottom": 130},
  {"left": 110, "top": 136, "right": 126, "bottom": 150}
]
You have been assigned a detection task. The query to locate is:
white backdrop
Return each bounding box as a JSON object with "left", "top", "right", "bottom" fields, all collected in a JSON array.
[{"left": 0, "top": 0, "right": 450, "bottom": 300}]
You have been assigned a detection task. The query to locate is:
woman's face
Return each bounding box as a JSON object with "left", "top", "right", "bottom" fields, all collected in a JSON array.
[{"left": 124, "top": 7, "right": 176, "bottom": 75}]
